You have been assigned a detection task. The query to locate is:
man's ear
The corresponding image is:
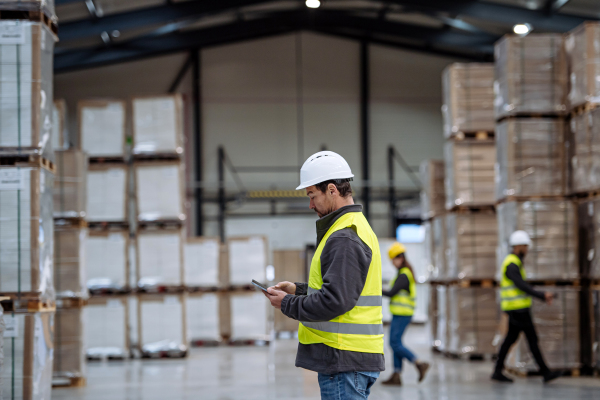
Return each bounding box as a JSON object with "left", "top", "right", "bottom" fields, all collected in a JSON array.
[{"left": 327, "top": 183, "right": 337, "bottom": 196}]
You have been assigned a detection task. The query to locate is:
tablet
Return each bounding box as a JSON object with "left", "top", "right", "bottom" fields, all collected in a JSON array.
[{"left": 252, "top": 279, "right": 269, "bottom": 292}]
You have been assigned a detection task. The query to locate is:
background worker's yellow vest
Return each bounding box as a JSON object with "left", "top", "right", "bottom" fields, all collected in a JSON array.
[
  {"left": 389, "top": 268, "right": 416, "bottom": 316},
  {"left": 298, "top": 212, "right": 384, "bottom": 354},
  {"left": 500, "top": 254, "right": 532, "bottom": 311}
]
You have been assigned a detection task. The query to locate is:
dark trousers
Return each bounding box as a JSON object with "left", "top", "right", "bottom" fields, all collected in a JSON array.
[{"left": 494, "top": 309, "right": 550, "bottom": 375}]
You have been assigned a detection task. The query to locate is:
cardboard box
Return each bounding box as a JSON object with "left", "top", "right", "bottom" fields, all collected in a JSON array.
[
  {"left": 427, "top": 216, "right": 447, "bottom": 280},
  {"left": 54, "top": 225, "right": 87, "bottom": 298},
  {"left": 137, "top": 294, "right": 187, "bottom": 355},
  {"left": 420, "top": 159, "right": 446, "bottom": 220},
  {"left": 184, "top": 237, "right": 220, "bottom": 287},
  {"left": 566, "top": 22, "right": 600, "bottom": 109},
  {"left": 273, "top": 250, "right": 306, "bottom": 332},
  {"left": 228, "top": 291, "right": 271, "bottom": 341},
  {"left": 185, "top": 292, "right": 220, "bottom": 342},
  {"left": 226, "top": 236, "right": 268, "bottom": 286},
  {"left": 86, "top": 164, "right": 128, "bottom": 222},
  {"left": 578, "top": 198, "right": 600, "bottom": 278},
  {"left": 54, "top": 149, "right": 87, "bottom": 218},
  {"left": 428, "top": 285, "right": 438, "bottom": 348},
  {"left": 435, "top": 285, "right": 448, "bottom": 352},
  {"left": 86, "top": 229, "right": 129, "bottom": 291},
  {"left": 0, "top": 1, "right": 56, "bottom": 21},
  {"left": 52, "top": 99, "right": 67, "bottom": 150},
  {"left": 134, "top": 162, "right": 185, "bottom": 222},
  {"left": 568, "top": 107, "right": 600, "bottom": 194},
  {"left": 53, "top": 306, "right": 85, "bottom": 379},
  {"left": 132, "top": 94, "right": 184, "bottom": 155},
  {"left": 136, "top": 229, "right": 183, "bottom": 288},
  {"left": 78, "top": 100, "right": 126, "bottom": 158},
  {"left": 85, "top": 296, "right": 129, "bottom": 359}
]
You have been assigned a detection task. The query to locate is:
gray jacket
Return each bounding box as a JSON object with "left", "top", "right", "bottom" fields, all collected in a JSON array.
[{"left": 280, "top": 204, "right": 385, "bottom": 374}]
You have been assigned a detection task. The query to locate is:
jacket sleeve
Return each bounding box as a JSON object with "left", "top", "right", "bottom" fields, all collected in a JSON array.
[
  {"left": 382, "top": 274, "right": 409, "bottom": 298},
  {"left": 505, "top": 263, "right": 545, "bottom": 301},
  {"left": 295, "top": 283, "right": 308, "bottom": 296},
  {"left": 280, "top": 228, "right": 372, "bottom": 322}
]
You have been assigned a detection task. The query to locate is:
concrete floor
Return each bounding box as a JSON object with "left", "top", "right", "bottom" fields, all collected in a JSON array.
[{"left": 53, "top": 326, "right": 600, "bottom": 400}]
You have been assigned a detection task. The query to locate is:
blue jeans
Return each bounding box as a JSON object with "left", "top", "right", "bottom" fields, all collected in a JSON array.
[
  {"left": 389, "top": 315, "right": 416, "bottom": 372},
  {"left": 318, "top": 371, "right": 380, "bottom": 400}
]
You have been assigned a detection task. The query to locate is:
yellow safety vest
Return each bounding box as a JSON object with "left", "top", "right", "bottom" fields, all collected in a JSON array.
[
  {"left": 389, "top": 268, "right": 416, "bottom": 316},
  {"left": 298, "top": 211, "right": 384, "bottom": 354},
  {"left": 500, "top": 254, "right": 532, "bottom": 311}
]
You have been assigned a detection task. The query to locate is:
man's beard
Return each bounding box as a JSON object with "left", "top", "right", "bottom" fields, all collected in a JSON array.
[
  {"left": 517, "top": 250, "right": 526, "bottom": 259},
  {"left": 315, "top": 205, "right": 334, "bottom": 218}
]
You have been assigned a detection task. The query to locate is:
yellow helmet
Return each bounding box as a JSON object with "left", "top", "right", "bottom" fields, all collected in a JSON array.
[{"left": 388, "top": 242, "right": 406, "bottom": 260}]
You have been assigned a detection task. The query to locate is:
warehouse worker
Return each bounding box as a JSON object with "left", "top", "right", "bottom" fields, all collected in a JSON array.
[
  {"left": 492, "top": 230, "right": 562, "bottom": 384},
  {"left": 381, "top": 242, "right": 429, "bottom": 386},
  {"left": 263, "top": 151, "right": 384, "bottom": 400}
]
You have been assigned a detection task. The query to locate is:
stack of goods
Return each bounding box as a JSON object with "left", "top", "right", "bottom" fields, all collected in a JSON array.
[
  {"left": 0, "top": 11, "right": 58, "bottom": 395},
  {"left": 435, "top": 285, "right": 448, "bottom": 352},
  {"left": 420, "top": 160, "right": 445, "bottom": 220},
  {"left": 273, "top": 250, "right": 306, "bottom": 335},
  {"left": 186, "top": 292, "right": 221, "bottom": 345},
  {"left": 569, "top": 107, "right": 600, "bottom": 193},
  {"left": 137, "top": 294, "right": 187, "bottom": 358},
  {"left": 428, "top": 285, "right": 438, "bottom": 350},
  {"left": 85, "top": 296, "right": 129, "bottom": 360},
  {"left": 593, "top": 290, "right": 600, "bottom": 370}
]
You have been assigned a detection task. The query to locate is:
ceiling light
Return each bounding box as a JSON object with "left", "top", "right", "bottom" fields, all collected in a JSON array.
[
  {"left": 513, "top": 23, "right": 531, "bottom": 35},
  {"left": 306, "top": 0, "right": 320, "bottom": 8}
]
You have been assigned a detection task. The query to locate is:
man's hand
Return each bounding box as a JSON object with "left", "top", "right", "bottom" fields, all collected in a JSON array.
[
  {"left": 263, "top": 287, "right": 288, "bottom": 310},
  {"left": 544, "top": 292, "right": 554, "bottom": 306},
  {"left": 274, "top": 281, "right": 296, "bottom": 295}
]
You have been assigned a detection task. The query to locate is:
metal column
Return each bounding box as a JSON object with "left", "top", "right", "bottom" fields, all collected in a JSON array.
[
  {"left": 192, "top": 49, "right": 204, "bottom": 236},
  {"left": 360, "top": 40, "right": 370, "bottom": 220},
  {"left": 388, "top": 146, "right": 397, "bottom": 237},
  {"left": 218, "top": 146, "right": 226, "bottom": 243}
]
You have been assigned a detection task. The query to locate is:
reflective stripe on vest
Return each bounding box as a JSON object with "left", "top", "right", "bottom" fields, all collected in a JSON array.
[
  {"left": 500, "top": 254, "right": 532, "bottom": 311},
  {"left": 298, "top": 211, "right": 384, "bottom": 354},
  {"left": 389, "top": 267, "right": 416, "bottom": 316}
]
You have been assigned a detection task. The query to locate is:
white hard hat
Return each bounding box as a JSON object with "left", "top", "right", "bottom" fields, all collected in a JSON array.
[
  {"left": 509, "top": 230, "right": 532, "bottom": 247},
  {"left": 296, "top": 151, "right": 354, "bottom": 190}
]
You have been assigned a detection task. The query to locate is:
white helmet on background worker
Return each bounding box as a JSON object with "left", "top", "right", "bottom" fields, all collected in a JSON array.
[
  {"left": 509, "top": 230, "right": 532, "bottom": 247},
  {"left": 296, "top": 151, "right": 354, "bottom": 190}
]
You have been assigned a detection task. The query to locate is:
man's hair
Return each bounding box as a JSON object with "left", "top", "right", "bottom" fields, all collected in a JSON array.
[{"left": 316, "top": 179, "right": 353, "bottom": 198}]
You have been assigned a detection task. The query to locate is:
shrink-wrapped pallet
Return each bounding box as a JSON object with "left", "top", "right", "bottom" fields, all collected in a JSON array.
[
  {"left": 446, "top": 211, "right": 497, "bottom": 279},
  {"left": 138, "top": 294, "right": 187, "bottom": 357},
  {"left": 494, "top": 34, "right": 567, "bottom": 118},
  {"left": 428, "top": 285, "right": 438, "bottom": 348},
  {"left": 273, "top": 250, "right": 305, "bottom": 332},
  {"left": 594, "top": 290, "right": 600, "bottom": 369},
  {"left": 0, "top": 1, "right": 56, "bottom": 21},
  {"left": 186, "top": 293, "right": 220, "bottom": 343},
  {"left": 135, "top": 162, "right": 184, "bottom": 221},
  {"left": 442, "top": 63, "right": 495, "bottom": 137},
  {"left": 86, "top": 230, "right": 128, "bottom": 292},
  {"left": 445, "top": 140, "right": 495, "bottom": 209},
  {"left": 497, "top": 200, "right": 577, "bottom": 280},
  {"left": 578, "top": 198, "right": 600, "bottom": 279},
  {"left": 447, "top": 286, "right": 499, "bottom": 355},
  {"left": 2, "top": 312, "right": 53, "bottom": 400},
  {"left": 184, "top": 238, "right": 220, "bottom": 287},
  {"left": 0, "top": 305, "right": 3, "bottom": 391},
  {"left": 506, "top": 287, "right": 580, "bottom": 371},
  {"left": 53, "top": 306, "right": 85, "bottom": 380},
  {"left": 420, "top": 159, "right": 445, "bottom": 220},
  {"left": 78, "top": 100, "right": 126, "bottom": 158},
  {"left": 230, "top": 292, "right": 270, "bottom": 341},
  {"left": 435, "top": 285, "right": 448, "bottom": 351},
  {"left": 0, "top": 166, "right": 54, "bottom": 300},
  {"left": 52, "top": 99, "right": 67, "bottom": 150},
  {"left": 430, "top": 216, "right": 447, "bottom": 280},
  {"left": 54, "top": 225, "right": 87, "bottom": 298},
  {"left": 566, "top": 22, "right": 600, "bottom": 109},
  {"left": 132, "top": 95, "right": 184, "bottom": 155},
  {"left": 86, "top": 164, "right": 128, "bottom": 222},
  {"left": 0, "top": 21, "right": 55, "bottom": 161},
  {"left": 54, "top": 149, "right": 87, "bottom": 218},
  {"left": 495, "top": 118, "right": 566, "bottom": 200},
  {"left": 85, "top": 297, "right": 129, "bottom": 359},
  {"left": 137, "top": 229, "right": 183, "bottom": 288},
  {"left": 569, "top": 108, "right": 600, "bottom": 194},
  {"left": 227, "top": 236, "right": 267, "bottom": 286}
]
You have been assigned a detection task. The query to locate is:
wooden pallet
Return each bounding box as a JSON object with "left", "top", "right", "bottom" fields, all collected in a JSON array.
[
  {"left": 132, "top": 152, "right": 182, "bottom": 162},
  {"left": 52, "top": 376, "right": 86, "bottom": 388},
  {"left": 227, "top": 284, "right": 260, "bottom": 292},
  {"left": 456, "top": 279, "right": 497, "bottom": 288},
  {"left": 56, "top": 297, "right": 87, "bottom": 309},
  {"left": 87, "top": 354, "right": 129, "bottom": 362},
  {"left": 570, "top": 102, "right": 600, "bottom": 117},
  {"left": 190, "top": 339, "right": 222, "bottom": 347},
  {"left": 137, "top": 219, "right": 184, "bottom": 230},
  {"left": 526, "top": 279, "right": 580, "bottom": 287},
  {"left": 568, "top": 189, "right": 600, "bottom": 201},
  {"left": 496, "top": 112, "right": 566, "bottom": 122},
  {"left": 141, "top": 349, "right": 188, "bottom": 359},
  {"left": 89, "top": 287, "right": 132, "bottom": 296},
  {"left": 87, "top": 221, "right": 130, "bottom": 231},
  {"left": 54, "top": 217, "right": 88, "bottom": 229},
  {"left": 136, "top": 285, "right": 185, "bottom": 294},
  {"left": 0, "top": 9, "right": 58, "bottom": 38},
  {"left": 186, "top": 286, "right": 221, "bottom": 293},
  {"left": 88, "top": 156, "right": 128, "bottom": 165},
  {"left": 274, "top": 331, "right": 298, "bottom": 340},
  {"left": 0, "top": 294, "right": 55, "bottom": 312},
  {"left": 228, "top": 338, "right": 271, "bottom": 346},
  {"left": 0, "top": 153, "right": 55, "bottom": 173},
  {"left": 453, "top": 131, "right": 495, "bottom": 141},
  {"left": 497, "top": 195, "right": 569, "bottom": 204},
  {"left": 449, "top": 204, "right": 496, "bottom": 213}
]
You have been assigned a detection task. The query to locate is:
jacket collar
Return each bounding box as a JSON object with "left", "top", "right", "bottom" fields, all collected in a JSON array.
[{"left": 316, "top": 204, "right": 363, "bottom": 246}]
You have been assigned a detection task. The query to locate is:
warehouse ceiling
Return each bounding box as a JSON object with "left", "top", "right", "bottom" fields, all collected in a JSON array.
[{"left": 54, "top": 0, "right": 600, "bottom": 72}]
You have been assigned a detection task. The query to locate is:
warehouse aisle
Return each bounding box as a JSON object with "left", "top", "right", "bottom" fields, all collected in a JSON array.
[{"left": 52, "top": 326, "right": 600, "bottom": 400}]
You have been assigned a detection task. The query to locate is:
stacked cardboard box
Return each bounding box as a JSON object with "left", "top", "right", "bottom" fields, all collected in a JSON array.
[
  {"left": 78, "top": 100, "right": 127, "bottom": 159},
  {"left": 569, "top": 108, "right": 600, "bottom": 194},
  {"left": 132, "top": 95, "right": 184, "bottom": 155},
  {"left": 593, "top": 290, "right": 600, "bottom": 370},
  {"left": 425, "top": 216, "right": 447, "bottom": 281},
  {"left": 578, "top": 198, "right": 600, "bottom": 279},
  {"left": 137, "top": 294, "right": 187, "bottom": 358},
  {"left": 185, "top": 293, "right": 221, "bottom": 344},
  {"left": 54, "top": 150, "right": 87, "bottom": 218},
  {"left": 54, "top": 306, "right": 86, "bottom": 383},
  {"left": 184, "top": 238, "right": 220, "bottom": 288},
  {"left": 273, "top": 250, "right": 306, "bottom": 333},
  {"left": 85, "top": 296, "right": 129, "bottom": 360},
  {"left": 219, "top": 292, "right": 271, "bottom": 342},
  {"left": 86, "top": 230, "right": 129, "bottom": 293},
  {"left": 136, "top": 229, "right": 183, "bottom": 289},
  {"left": 53, "top": 100, "right": 68, "bottom": 150},
  {"left": 566, "top": 22, "right": 600, "bottom": 109},
  {"left": 420, "top": 160, "right": 445, "bottom": 220},
  {"left": 435, "top": 285, "right": 448, "bottom": 352}
]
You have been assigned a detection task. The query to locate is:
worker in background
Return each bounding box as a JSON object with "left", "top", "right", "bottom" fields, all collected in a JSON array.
[
  {"left": 492, "top": 230, "right": 562, "bottom": 384},
  {"left": 381, "top": 242, "right": 429, "bottom": 386},
  {"left": 263, "top": 151, "right": 384, "bottom": 400}
]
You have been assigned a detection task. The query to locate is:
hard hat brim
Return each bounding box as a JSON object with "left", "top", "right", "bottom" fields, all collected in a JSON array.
[{"left": 296, "top": 173, "right": 354, "bottom": 190}]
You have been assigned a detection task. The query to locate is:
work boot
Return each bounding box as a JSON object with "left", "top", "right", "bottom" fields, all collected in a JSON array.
[
  {"left": 491, "top": 372, "right": 514, "bottom": 383},
  {"left": 381, "top": 372, "right": 402, "bottom": 386},
  {"left": 415, "top": 362, "right": 430, "bottom": 383},
  {"left": 543, "top": 371, "right": 563, "bottom": 383}
]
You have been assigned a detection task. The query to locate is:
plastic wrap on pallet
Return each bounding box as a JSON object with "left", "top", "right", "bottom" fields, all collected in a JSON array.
[
  {"left": 86, "top": 165, "right": 128, "bottom": 222},
  {"left": 0, "top": 167, "right": 54, "bottom": 300},
  {"left": 137, "top": 230, "right": 182, "bottom": 288},
  {"left": 54, "top": 226, "right": 87, "bottom": 298},
  {"left": 54, "top": 307, "right": 85, "bottom": 379},
  {"left": 497, "top": 200, "right": 577, "bottom": 280},
  {"left": 135, "top": 163, "right": 184, "bottom": 221},
  {"left": 0, "top": 21, "right": 55, "bottom": 161},
  {"left": 569, "top": 107, "right": 600, "bottom": 194},
  {"left": 593, "top": 290, "right": 600, "bottom": 369},
  {"left": 428, "top": 285, "right": 438, "bottom": 348},
  {"left": 494, "top": 34, "right": 567, "bottom": 118},
  {"left": 0, "top": 305, "right": 3, "bottom": 392},
  {"left": 420, "top": 159, "right": 445, "bottom": 220},
  {"left": 52, "top": 99, "right": 67, "bottom": 150},
  {"left": 186, "top": 294, "right": 220, "bottom": 342},
  {"left": 446, "top": 211, "right": 497, "bottom": 279},
  {"left": 566, "top": 22, "right": 600, "bottom": 109},
  {"left": 85, "top": 298, "right": 128, "bottom": 359},
  {"left": 424, "top": 221, "right": 434, "bottom": 278},
  {"left": 78, "top": 100, "right": 126, "bottom": 158},
  {"left": 139, "top": 295, "right": 186, "bottom": 357},
  {"left": 506, "top": 286, "right": 580, "bottom": 371},
  {"left": 2, "top": 312, "right": 53, "bottom": 400},
  {"left": 231, "top": 292, "right": 270, "bottom": 341},
  {"left": 132, "top": 95, "right": 184, "bottom": 155},
  {"left": 0, "top": 1, "right": 56, "bottom": 22},
  {"left": 442, "top": 63, "right": 495, "bottom": 137},
  {"left": 86, "top": 231, "right": 128, "bottom": 292},
  {"left": 447, "top": 286, "right": 499, "bottom": 355},
  {"left": 228, "top": 237, "right": 267, "bottom": 286},
  {"left": 580, "top": 198, "right": 600, "bottom": 279},
  {"left": 495, "top": 118, "right": 566, "bottom": 200},
  {"left": 435, "top": 285, "right": 447, "bottom": 351},
  {"left": 445, "top": 140, "right": 496, "bottom": 209},
  {"left": 430, "top": 216, "right": 447, "bottom": 280},
  {"left": 54, "top": 149, "right": 87, "bottom": 218},
  {"left": 184, "top": 238, "right": 219, "bottom": 287}
]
